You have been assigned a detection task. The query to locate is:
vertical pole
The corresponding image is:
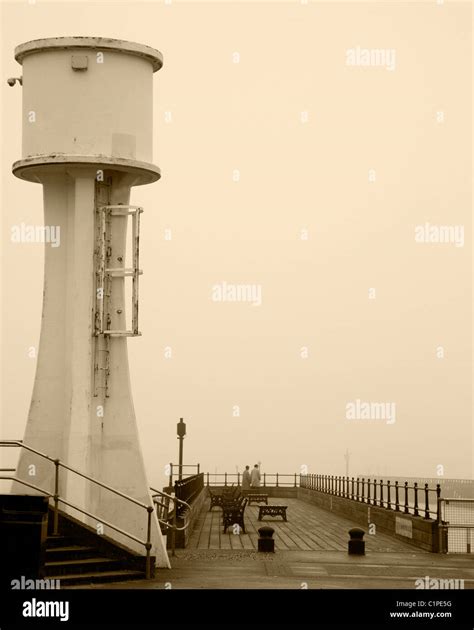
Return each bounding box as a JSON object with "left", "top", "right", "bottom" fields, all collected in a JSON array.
[
  {"left": 206, "top": 472, "right": 209, "bottom": 487},
  {"left": 351, "top": 477, "right": 354, "bottom": 500},
  {"left": 145, "top": 506, "right": 153, "bottom": 578},
  {"left": 178, "top": 436, "right": 184, "bottom": 481},
  {"left": 404, "top": 481, "right": 409, "bottom": 514},
  {"left": 436, "top": 484, "right": 441, "bottom": 522},
  {"left": 367, "top": 478, "right": 371, "bottom": 505},
  {"left": 387, "top": 480, "right": 391, "bottom": 509},
  {"left": 263, "top": 472, "right": 266, "bottom": 487},
  {"left": 356, "top": 477, "right": 360, "bottom": 501},
  {"left": 361, "top": 478, "right": 365, "bottom": 503},
  {"left": 171, "top": 500, "right": 177, "bottom": 557},
  {"left": 379, "top": 479, "right": 384, "bottom": 508},
  {"left": 414, "top": 482, "right": 419, "bottom": 517},
  {"left": 224, "top": 472, "right": 227, "bottom": 486},
  {"left": 395, "top": 481, "right": 400, "bottom": 511},
  {"left": 276, "top": 473, "right": 279, "bottom": 488},
  {"left": 294, "top": 473, "right": 297, "bottom": 488},
  {"left": 169, "top": 463, "right": 173, "bottom": 487},
  {"left": 424, "top": 483, "right": 430, "bottom": 519},
  {"left": 53, "top": 459, "right": 60, "bottom": 536},
  {"left": 197, "top": 463, "right": 200, "bottom": 475}
]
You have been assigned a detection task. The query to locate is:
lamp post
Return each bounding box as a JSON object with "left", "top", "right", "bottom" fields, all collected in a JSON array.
[{"left": 177, "top": 418, "right": 186, "bottom": 481}]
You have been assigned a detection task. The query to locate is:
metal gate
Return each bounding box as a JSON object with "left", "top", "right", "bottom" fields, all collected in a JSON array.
[{"left": 439, "top": 498, "right": 474, "bottom": 553}]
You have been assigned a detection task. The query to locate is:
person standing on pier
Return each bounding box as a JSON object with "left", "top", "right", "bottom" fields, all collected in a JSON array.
[
  {"left": 250, "top": 463, "right": 261, "bottom": 488},
  {"left": 242, "top": 465, "right": 251, "bottom": 492}
]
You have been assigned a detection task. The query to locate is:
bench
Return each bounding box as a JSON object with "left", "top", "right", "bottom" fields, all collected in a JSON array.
[
  {"left": 223, "top": 498, "right": 248, "bottom": 533},
  {"left": 258, "top": 505, "right": 287, "bottom": 521},
  {"left": 209, "top": 486, "right": 238, "bottom": 511},
  {"left": 247, "top": 494, "right": 268, "bottom": 506}
]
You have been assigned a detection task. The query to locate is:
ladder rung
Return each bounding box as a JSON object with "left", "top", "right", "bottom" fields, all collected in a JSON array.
[
  {"left": 103, "top": 331, "right": 142, "bottom": 337},
  {"left": 105, "top": 268, "right": 143, "bottom": 277}
]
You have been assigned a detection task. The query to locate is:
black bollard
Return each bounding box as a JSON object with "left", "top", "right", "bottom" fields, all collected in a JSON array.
[
  {"left": 258, "top": 526, "right": 275, "bottom": 552},
  {"left": 348, "top": 527, "right": 365, "bottom": 555}
]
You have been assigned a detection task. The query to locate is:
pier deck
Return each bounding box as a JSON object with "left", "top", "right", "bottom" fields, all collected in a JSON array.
[
  {"left": 188, "top": 497, "right": 417, "bottom": 552},
  {"left": 77, "top": 497, "right": 474, "bottom": 589}
]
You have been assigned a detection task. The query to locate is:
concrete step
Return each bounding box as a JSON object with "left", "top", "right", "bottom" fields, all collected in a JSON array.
[
  {"left": 46, "top": 535, "right": 81, "bottom": 548},
  {"left": 45, "top": 556, "right": 124, "bottom": 576},
  {"left": 45, "top": 545, "right": 97, "bottom": 562},
  {"left": 46, "top": 569, "right": 146, "bottom": 585}
]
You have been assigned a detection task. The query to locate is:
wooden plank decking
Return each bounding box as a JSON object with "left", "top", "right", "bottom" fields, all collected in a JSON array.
[{"left": 187, "top": 497, "right": 417, "bottom": 553}]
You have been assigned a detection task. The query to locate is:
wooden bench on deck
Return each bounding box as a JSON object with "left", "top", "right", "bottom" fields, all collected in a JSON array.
[
  {"left": 247, "top": 493, "right": 269, "bottom": 506},
  {"left": 258, "top": 505, "right": 288, "bottom": 521}
]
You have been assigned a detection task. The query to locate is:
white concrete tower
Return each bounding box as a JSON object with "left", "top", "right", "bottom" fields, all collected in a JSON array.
[{"left": 11, "top": 37, "right": 169, "bottom": 568}]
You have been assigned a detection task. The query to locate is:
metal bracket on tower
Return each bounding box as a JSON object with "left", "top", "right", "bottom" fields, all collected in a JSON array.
[{"left": 95, "top": 205, "right": 143, "bottom": 337}]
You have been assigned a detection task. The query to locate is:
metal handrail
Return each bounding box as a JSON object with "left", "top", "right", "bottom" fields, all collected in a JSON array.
[
  {"left": 0, "top": 440, "right": 158, "bottom": 578},
  {"left": 150, "top": 486, "right": 193, "bottom": 557},
  {"left": 0, "top": 476, "right": 147, "bottom": 547},
  {"left": 205, "top": 472, "right": 301, "bottom": 487},
  {"left": 300, "top": 473, "right": 442, "bottom": 520}
]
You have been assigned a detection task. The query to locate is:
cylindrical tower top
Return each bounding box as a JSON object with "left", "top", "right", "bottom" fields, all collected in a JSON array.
[{"left": 12, "top": 37, "right": 163, "bottom": 185}]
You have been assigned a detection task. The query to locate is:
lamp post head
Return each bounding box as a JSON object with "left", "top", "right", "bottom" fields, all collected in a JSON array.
[{"left": 177, "top": 417, "right": 186, "bottom": 438}]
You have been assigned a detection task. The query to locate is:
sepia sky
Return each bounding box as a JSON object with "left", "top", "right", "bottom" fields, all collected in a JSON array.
[{"left": 1, "top": 0, "right": 472, "bottom": 487}]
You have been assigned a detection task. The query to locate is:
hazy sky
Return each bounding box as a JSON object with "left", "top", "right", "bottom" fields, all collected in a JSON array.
[{"left": 1, "top": 0, "right": 472, "bottom": 487}]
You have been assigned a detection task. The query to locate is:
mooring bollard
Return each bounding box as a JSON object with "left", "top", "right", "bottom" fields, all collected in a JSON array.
[
  {"left": 258, "top": 526, "right": 275, "bottom": 552},
  {"left": 348, "top": 527, "right": 365, "bottom": 555}
]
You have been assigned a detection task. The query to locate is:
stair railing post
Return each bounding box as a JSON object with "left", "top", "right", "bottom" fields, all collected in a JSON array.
[
  {"left": 145, "top": 505, "right": 153, "bottom": 578},
  {"left": 53, "top": 458, "right": 60, "bottom": 535},
  {"left": 171, "top": 499, "right": 177, "bottom": 557}
]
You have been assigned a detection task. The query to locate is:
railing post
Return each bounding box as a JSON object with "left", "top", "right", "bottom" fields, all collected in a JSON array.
[
  {"left": 356, "top": 477, "right": 360, "bottom": 501},
  {"left": 361, "top": 478, "right": 365, "bottom": 503},
  {"left": 276, "top": 473, "right": 279, "bottom": 488},
  {"left": 436, "top": 484, "right": 441, "bottom": 523},
  {"left": 424, "top": 483, "right": 430, "bottom": 519},
  {"left": 237, "top": 472, "right": 240, "bottom": 486},
  {"left": 395, "top": 481, "right": 400, "bottom": 511},
  {"left": 197, "top": 463, "right": 200, "bottom": 475},
  {"left": 145, "top": 505, "right": 153, "bottom": 578},
  {"left": 367, "top": 478, "right": 371, "bottom": 505},
  {"left": 373, "top": 479, "right": 377, "bottom": 506},
  {"left": 351, "top": 477, "right": 354, "bottom": 500},
  {"left": 387, "top": 480, "right": 391, "bottom": 510},
  {"left": 171, "top": 498, "right": 177, "bottom": 557},
  {"left": 378, "top": 479, "right": 383, "bottom": 508},
  {"left": 53, "top": 459, "right": 60, "bottom": 536},
  {"left": 206, "top": 472, "right": 209, "bottom": 487},
  {"left": 263, "top": 472, "right": 266, "bottom": 487},
  {"left": 224, "top": 472, "right": 227, "bottom": 487},
  {"left": 169, "top": 463, "right": 173, "bottom": 487},
  {"left": 294, "top": 473, "right": 297, "bottom": 488},
  {"left": 413, "top": 482, "right": 419, "bottom": 517},
  {"left": 404, "top": 481, "right": 409, "bottom": 514}
]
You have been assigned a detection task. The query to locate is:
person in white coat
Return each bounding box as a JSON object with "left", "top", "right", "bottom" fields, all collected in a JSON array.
[{"left": 250, "top": 464, "right": 261, "bottom": 488}]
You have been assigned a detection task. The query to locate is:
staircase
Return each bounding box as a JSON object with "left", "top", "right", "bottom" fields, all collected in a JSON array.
[{"left": 44, "top": 508, "right": 154, "bottom": 586}]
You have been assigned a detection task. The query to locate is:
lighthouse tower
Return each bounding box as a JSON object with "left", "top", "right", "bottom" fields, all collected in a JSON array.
[{"left": 11, "top": 37, "right": 169, "bottom": 568}]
